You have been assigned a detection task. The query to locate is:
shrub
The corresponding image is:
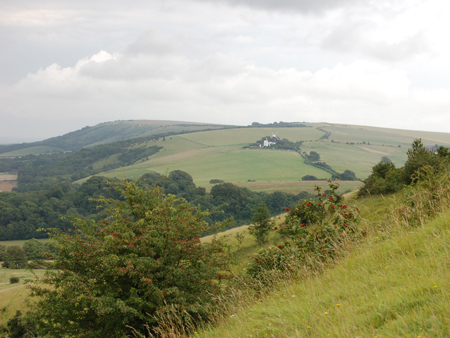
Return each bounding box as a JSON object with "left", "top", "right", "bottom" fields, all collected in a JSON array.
[
  {"left": 248, "top": 202, "right": 273, "bottom": 246},
  {"left": 279, "top": 181, "right": 361, "bottom": 260},
  {"left": 28, "top": 180, "right": 233, "bottom": 337},
  {"left": 10, "top": 276, "right": 19, "bottom": 284},
  {"left": 3, "top": 246, "right": 27, "bottom": 269},
  {"left": 210, "top": 179, "right": 224, "bottom": 184},
  {"left": 246, "top": 245, "right": 299, "bottom": 280},
  {"left": 301, "top": 175, "right": 319, "bottom": 181}
]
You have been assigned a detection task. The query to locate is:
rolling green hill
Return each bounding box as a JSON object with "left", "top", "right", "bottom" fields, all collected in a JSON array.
[
  {"left": 0, "top": 120, "right": 232, "bottom": 156},
  {"left": 89, "top": 123, "right": 450, "bottom": 192}
]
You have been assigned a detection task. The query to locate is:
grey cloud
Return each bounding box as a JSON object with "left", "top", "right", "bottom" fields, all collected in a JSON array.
[
  {"left": 321, "top": 20, "right": 430, "bottom": 62},
  {"left": 192, "top": 0, "right": 360, "bottom": 14},
  {"left": 363, "top": 32, "right": 430, "bottom": 62},
  {"left": 125, "top": 30, "right": 174, "bottom": 56}
]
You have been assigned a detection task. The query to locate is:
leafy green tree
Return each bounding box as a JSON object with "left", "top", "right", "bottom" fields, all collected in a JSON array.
[
  {"left": 307, "top": 151, "right": 320, "bottom": 162},
  {"left": 0, "top": 245, "right": 6, "bottom": 261},
  {"left": 23, "top": 238, "right": 49, "bottom": 260},
  {"left": 403, "top": 138, "right": 439, "bottom": 184},
  {"left": 248, "top": 202, "right": 274, "bottom": 246},
  {"left": 28, "top": 180, "right": 232, "bottom": 337},
  {"left": 3, "top": 246, "right": 27, "bottom": 269},
  {"left": 357, "top": 161, "right": 403, "bottom": 197}
]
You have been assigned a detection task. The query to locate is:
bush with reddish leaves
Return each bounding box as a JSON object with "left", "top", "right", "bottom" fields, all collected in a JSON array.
[
  {"left": 247, "top": 181, "right": 361, "bottom": 281},
  {"left": 280, "top": 180, "right": 361, "bottom": 259},
  {"left": 28, "top": 180, "right": 233, "bottom": 337}
]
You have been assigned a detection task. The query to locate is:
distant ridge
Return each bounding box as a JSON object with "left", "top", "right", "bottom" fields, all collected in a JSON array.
[{"left": 0, "top": 120, "right": 234, "bottom": 156}]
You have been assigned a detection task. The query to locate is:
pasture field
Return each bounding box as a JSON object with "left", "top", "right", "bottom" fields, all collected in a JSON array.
[
  {"left": 234, "top": 180, "right": 363, "bottom": 194},
  {"left": 0, "top": 181, "right": 17, "bottom": 192},
  {"left": 0, "top": 146, "right": 64, "bottom": 157},
  {"left": 0, "top": 173, "right": 17, "bottom": 192},
  {"left": 0, "top": 239, "right": 49, "bottom": 247},
  {"left": 0, "top": 267, "right": 46, "bottom": 326},
  {"left": 92, "top": 127, "right": 332, "bottom": 187},
  {"left": 301, "top": 141, "right": 406, "bottom": 178},
  {"left": 99, "top": 147, "right": 329, "bottom": 188},
  {"left": 86, "top": 124, "right": 450, "bottom": 192},
  {"left": 0, "top": 174, "right": 17, "bottom": 181}
]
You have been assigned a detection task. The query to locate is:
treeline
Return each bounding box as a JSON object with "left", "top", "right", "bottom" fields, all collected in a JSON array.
[
  {"left": 246, "top": 136, "right": 302, "bottom": 151},
  {"left": 0, "top": 170, "right": 312, "bottom": 240},
  {"left": 0, "top": 140, "right": 162, "bottom": 192},
  {"left": 302, "top": 151, "right": 359, "bottom": 181},
  {"left": 0, "top": 239, "right": 57, "bottom": 269},
  {"left": 358, "top": 139, "right": 450, "bottom": 197}
]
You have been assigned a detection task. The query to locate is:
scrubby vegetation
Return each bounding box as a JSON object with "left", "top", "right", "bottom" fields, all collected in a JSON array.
[{"left": 358, "top": 139, "right": 450, "bottom": 197}]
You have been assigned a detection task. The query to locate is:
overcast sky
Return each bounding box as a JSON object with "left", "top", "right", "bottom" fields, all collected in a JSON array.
[{"left": 1, "top": 0, "right": 450, "bottom": 143}]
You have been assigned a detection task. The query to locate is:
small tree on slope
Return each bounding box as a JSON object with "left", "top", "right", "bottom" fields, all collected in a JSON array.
[
  {"left": 28, "top": 180, "right": 232, "bottom": 337},
  {"left": 248, "top": 202, "right": 274, "bottom": 246}
]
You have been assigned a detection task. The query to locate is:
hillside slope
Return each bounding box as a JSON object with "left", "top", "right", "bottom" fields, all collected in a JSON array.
[
  {"left": 0, "top": 120, "right": 232, "bottom": 156},
  {"left": 196, "top": 195, "right": 450, "bottom": 337},
  {"left": 93, "top": 123, "right": 450, "bottom": 190}
]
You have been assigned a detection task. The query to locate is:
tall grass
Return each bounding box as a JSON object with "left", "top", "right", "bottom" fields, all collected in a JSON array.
[{"left": 143, "top": 165, "right": 450, "bottom": 337}]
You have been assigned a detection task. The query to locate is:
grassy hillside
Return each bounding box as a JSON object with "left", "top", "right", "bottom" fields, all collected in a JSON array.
[
  {"left": 0, "top": 146, "right": 64, "bottom": 158},
  {"left": 187, "top": 175, "right": 450, "bottom": 338},
  {"left": 0, "top": 120, "right": 232, "bottom": 156},
  {"left": 196, "top": 209, "right": 450, "bottom": 337},
  {"left": 90, "top": 123, "right": 450, "bottom": 193}
]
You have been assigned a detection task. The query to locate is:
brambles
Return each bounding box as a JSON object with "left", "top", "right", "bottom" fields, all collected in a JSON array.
[
  {"left": 282, "top": 181, "right": 361, "bottom": 258},
  {"left": 247, "top": 180, "right": 361, "bottom": 280},
  {"left": 246, "top": 246, "right": 298, "bottom": 280}
]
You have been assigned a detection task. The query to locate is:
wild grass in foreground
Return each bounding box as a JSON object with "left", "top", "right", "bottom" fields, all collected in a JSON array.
[
  {"left": 195, "top": 211, "right": 450, "bottom": 337},
  {"left": 143, "top": 168, "right": 450, "bottom": 338}
]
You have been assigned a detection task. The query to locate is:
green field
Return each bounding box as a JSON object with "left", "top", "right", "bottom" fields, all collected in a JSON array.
[
  {"left": 0, "top": 239, "right": 49, "bottom": 247},
  {"left": 86, "top": 124, "right": 450, "bottom": 192},
  {"left": 0, "top": 267, "right": 46, "bottom": 327}
]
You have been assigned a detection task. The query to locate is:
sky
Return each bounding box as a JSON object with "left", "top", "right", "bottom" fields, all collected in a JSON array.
[{"left": 1, "top": 0, "right": 450, "bottom": 143}]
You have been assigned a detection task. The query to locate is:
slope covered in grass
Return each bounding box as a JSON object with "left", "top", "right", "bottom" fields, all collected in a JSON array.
[
  {"left": 192, "top": 177, "right": 450, "bottom": 338},
  {"left": 198, "top": 210, "right": 450, "bottom": 337}
]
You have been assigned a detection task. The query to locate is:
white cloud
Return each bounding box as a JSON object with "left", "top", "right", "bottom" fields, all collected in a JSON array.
[
  {"left": 2, "top": 0, "right": 450, "bottom": 141},
  {"left": 4, "top": 46, "right": 450, "bottom": 139}
]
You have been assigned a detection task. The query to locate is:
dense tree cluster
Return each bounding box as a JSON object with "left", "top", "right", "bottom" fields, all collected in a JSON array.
[
  {"left": 0, "top": 177, "right": 123, "bottom": 240},
  {"left": 358, "top": 139, "right": 450, "bottom": 197},
  {"left": 0, "top": 171, "right": 309, "bottom": 241},
  {"left": 0, "top": 140, "right": 162, "bottom": 192}
]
